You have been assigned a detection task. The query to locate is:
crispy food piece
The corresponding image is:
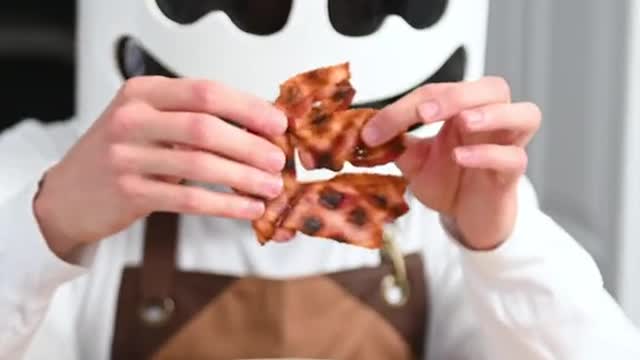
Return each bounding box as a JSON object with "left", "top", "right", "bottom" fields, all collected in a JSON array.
[
  {"left": 278, "top": 174, "right": 409, "bottom": 249},
  {"left": 276, "top": 63, "right": 406, "bottom": 171},
  {"left": 275, "top": 63, "right": 354, "bottom": 122},
  {"left": 294, "top": 107, "right": 406, "bottom": 171},
  {"left": 252, "top": 63, "right": 410, "bottom": 248},
  {"left": 252, "top": 132, "right": 297, "bottom": 244}
]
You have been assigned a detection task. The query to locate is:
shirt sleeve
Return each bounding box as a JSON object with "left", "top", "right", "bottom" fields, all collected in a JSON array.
[
  {"left": 427, "top": 177, "right": 640, "bottom": 359},
  {"left": 0, "top": 119, "right": 93, "bottom": 359}
]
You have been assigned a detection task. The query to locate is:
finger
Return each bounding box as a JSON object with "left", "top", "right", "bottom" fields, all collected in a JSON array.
[
  {"left": 110, "top": 145, "right": 284, "bottom": 199},
  {"left": 453, "top": 144, "right": 527, "bottom": 177},
  {"left": 362, "top": 77, "right": 511, "bottom": 146},
  {"left": 129, "top": 109, "right": 286, "bottom": 173},
  {"left": 156, "top": 144, "right": 196, "bottom": 184},
  {"left": 298, "top": 150, "right": 316, "bottom": 170},
  {"left": 394, "top": 136, "right": 433, "bottom": 179},
  {"left": 272, "top": 228, "right": 296, "bottom": 242},
  {"left": 457, "top": 102, "right": 541, "bottom": 146},
  {"left": 119, "top": 76, "right": 287, "bottom": 136},
  {"left": 123, "top": 176, "right": 265, "bottom": 219}
]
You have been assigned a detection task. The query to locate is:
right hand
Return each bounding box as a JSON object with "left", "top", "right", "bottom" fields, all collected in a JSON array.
[{"left": 34, "top": 76, "right": 288, "bottom": 259}]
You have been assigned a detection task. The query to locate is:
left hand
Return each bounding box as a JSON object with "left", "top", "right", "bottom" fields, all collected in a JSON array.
[{"left": 362, "top": 77, "right": 541, "bottom": 250}]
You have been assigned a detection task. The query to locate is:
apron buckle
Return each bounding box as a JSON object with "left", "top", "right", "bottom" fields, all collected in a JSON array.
[
  {"left": 379, "top": 230, "right": 410, "bottom": 307},
  {"left": 139, "top": 297, "right": 175, "bottom": 327}
]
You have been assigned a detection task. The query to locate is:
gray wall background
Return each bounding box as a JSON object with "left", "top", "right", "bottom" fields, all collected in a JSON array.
[{"left": 485, "top": 0, "right": 640, "bottom": 324}]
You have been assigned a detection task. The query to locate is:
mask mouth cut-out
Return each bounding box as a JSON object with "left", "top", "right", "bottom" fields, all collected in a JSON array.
[
  {"left": 155, "top": 0, "right": 292, "bottom": 35},
  {"left": 116, "top": 37, "right": 178, "bottom": 79},
  {"left": 116, "top": 35, "right": 467, "bottom": 130}
]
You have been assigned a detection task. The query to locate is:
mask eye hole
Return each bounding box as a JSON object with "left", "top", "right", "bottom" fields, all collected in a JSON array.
[
  {"left": 329, "top": 0, "right": 448, "bottom": 36},
  {"left": 155, "top": 0, "right": 209, "bottom": 25},
  {"left": 328, "top": 0, "right": 386, "bottom": 37},
  {"left": 155, "top": 0, "right": 292, "bottom": 35},
  {"left": 228, "top": 0, "right": 292, "bottom": 35},
  {"left": 402, "top": 0, "right": 448, "bottom": 29},
  {"left": 116, "top": 36, "right": 177, "bottom": 79}
]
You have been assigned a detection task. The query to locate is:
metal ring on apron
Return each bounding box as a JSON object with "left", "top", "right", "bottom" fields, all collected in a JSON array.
[
  {"left": 138, "top": 297, "right": 175, "bottom": 327},
  {"left": 379, "top": 230, "right": 410, "bottom": 307}
]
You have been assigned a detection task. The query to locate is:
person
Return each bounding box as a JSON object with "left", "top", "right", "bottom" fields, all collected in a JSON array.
[{"left": 2, "top": 0, "right": 640, "bottom": 359}]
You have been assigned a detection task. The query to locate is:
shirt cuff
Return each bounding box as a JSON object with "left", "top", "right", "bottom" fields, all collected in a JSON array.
[
  {"left": 2, "top": 175, "right": 96, "bottom": 301},
  {"left": 440, "top": 206, "right": 602, "bottom": 288}
]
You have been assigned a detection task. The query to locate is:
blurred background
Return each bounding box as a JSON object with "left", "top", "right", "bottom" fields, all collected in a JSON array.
[
  {"left": 486, "top": 0, "right": 640, "bottom": 327},
  {"left": 1, "top": 0, "right": 639, "bottom": 327},
  {"left": 0, "top": 0, "right": 75, "bottom": 132}
]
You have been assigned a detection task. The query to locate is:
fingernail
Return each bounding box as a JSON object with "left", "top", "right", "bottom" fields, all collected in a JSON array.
[
  {"left": 454, "top": 147, "right": 473, "bottom": 163},
  {"left": 463, "top": 111, "right": 484, "bottom": 129},
  {"left": 263, "top": 176, "right": 284, "bottom": 197},
  {"left": 362, "top": 125, "right": 381, "bottom": 146},
  {"left": 417, "top": 101, "right": 440, "bottom": 122},
  {"left": 246, "top": 201, "right": 265, "bottom": 218},
  {"left": 268, "top": 151, "right": 286, "bottom": 172}
]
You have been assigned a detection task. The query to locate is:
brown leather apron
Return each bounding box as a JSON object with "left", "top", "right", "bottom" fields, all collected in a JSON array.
[{"left": 110, "top": 212, "right": 428, "bottom": 359}]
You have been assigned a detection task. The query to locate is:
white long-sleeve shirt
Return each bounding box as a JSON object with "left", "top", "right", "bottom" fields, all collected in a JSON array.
[{"left": 1, "top": 117, "right": 640, "bottom": 360}]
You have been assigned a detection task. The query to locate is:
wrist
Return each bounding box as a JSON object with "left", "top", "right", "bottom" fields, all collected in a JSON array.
[
  {"left": 440, "top": 215, "right": 508, "bottom": 251},
  {"left": 33, "top": 166, "right": 84, "bottom": 261}
]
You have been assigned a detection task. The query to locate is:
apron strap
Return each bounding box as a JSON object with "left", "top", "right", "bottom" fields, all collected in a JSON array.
[{"left": 139, "top": 212, "right": 179, "bottom": 326}]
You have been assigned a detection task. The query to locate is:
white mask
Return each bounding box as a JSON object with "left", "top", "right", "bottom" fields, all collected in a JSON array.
[{"left": 76, "top": 0, "right": 489, "bottom": 180}]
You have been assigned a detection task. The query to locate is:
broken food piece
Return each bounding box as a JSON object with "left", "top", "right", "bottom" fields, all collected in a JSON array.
[{"left": 252, "top": 63, "right": 410, "bottom": 248}]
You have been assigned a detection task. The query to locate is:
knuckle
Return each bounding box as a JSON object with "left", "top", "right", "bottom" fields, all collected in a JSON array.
[
  {"left": 241, "top": 138, "right": 262, "bottom": 160},
  {"left": 119, "top": 76, "right": 165, "bottom": 99},
  {"left": 473, "top": 145, "right": 490, "bottom": 159},
  {"left": 227, "top": 135, "right": 252, "bottom": 162},
  {"left": 219, "top": 166, "right": 247, "bottom": 192},
  {"left": 245, "top": 96, "right": 263, "bottom": 112},
  {"left": 487, "top": 76, "right": 512, "bottom": 100},
  {"left": 108, "top": 104, "right": 142, "bottom": 140},
  {"left": 119, "top": 77, "right": 146, "bottom": 99},
  {"left": 244, "top": 169, "right": 265, "bottom": 192},
  {"left": 116, "top": 175, "right": 142, "bottom": 199},
  {"left": 455, "top": 113, "right": 470, "bottom": 130},
  {"left": 114, "top": 175, "right": 129, "bottom": 194},
  {"left": 514, "top": 148, "right": 528, "bottom": 172},
  {"left": 186, "top": 151, "right": 211, "bottom": 178},
  {"left": 115, "top": 175, "right": 154, "bottom": 212},
  {"left": 245, "top": 100, "right": 268, "bottom": 127},
  {"left": 458, "top": 108, "right": 484, "bottom": 130},
  {"left": 107, "top": 144, "right": 133, "bottom": 173},
  {"left": 443, "top": 86, "right": 469, "bottom": 108},
  {"left": 186, "top": 113, "right": 213, "bottom": 146},
  {"left": 192, "top": 80, "right": 221, "bottom": 110},
  {"left": 180, "top": 189, "right": 203, "bottom": 213},
  {"left": 415, "top": 83, "right": 440, "bottom": 99},
  {"left": 225, "top": 198, "right": 250, "bottom": 218},
  {"left": 130, "top": 191, "right": 151, "bottom": 210},
  {"left": 146, "top": 75, "right": 167, "bottom": 83},
  {"left": 523, "top": 102, "right": 543, "bottom": 127}
]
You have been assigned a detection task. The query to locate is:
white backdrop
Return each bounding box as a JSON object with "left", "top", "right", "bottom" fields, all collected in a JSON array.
[{"left": 485, "top": 0, "right": 640, "bottom": 325}]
